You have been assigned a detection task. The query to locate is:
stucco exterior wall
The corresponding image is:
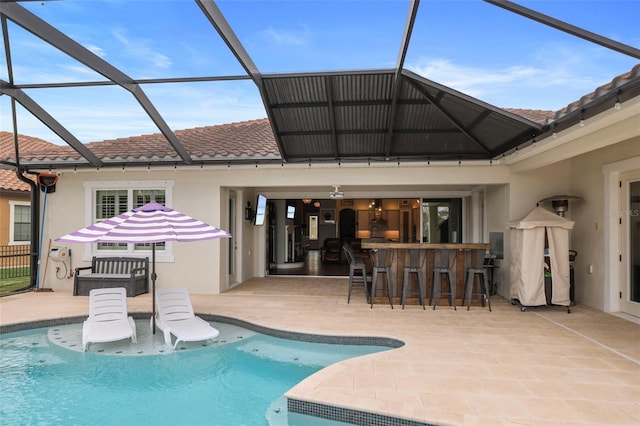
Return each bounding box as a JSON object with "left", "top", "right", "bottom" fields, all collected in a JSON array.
[
  {"left": 39, "top": 163, "right": 517, "bottom": 294},
  {"left": 36, "top": 138, "right": 638, "bottom": 306},
  {"left": 0, "top": 192, "right": 30, "bottom": 246},
  {"left": 486, "top": 162, "right": 573, "bottom": 300},
  {"left": 40, "top": 171, "right": 227, "bottom": 294},
  {"left": 569, "top": 136, "right": 640, "bottom": 310},
  {"left": 508, "top": 163, "right": 573, "bottom": 221},
  {"left": 485, "top": 184, "right": 509, "bottom": 296},
  {"left": 0, "top": 194, "right": 14, "bottom": 245}
]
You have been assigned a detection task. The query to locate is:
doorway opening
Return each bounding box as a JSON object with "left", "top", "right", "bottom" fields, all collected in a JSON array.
[{"left": 268, "top": 198, "right": 424, "bottom": 276}]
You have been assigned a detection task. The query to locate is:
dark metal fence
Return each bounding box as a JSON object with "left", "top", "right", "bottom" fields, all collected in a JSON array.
[{"left": 0, "top": 245, "right": 31, "bottom": 279}]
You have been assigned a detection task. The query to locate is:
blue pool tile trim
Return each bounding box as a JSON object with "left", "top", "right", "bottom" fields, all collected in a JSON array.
[
  {"left": 287, "top": 399, "right": 436, "bottom": 426},
  {"left": 201, "top": 314, "right": 405, "bottom": 348},
  {"left": 2, "top": 314, "right": 404, "bottom": 349},
  {"left": 1, "top": 316, "right": 87, "bottom": 334}
]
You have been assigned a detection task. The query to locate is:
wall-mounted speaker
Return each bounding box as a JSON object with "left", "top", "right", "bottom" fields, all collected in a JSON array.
[{"left": 320, "top": 209, "right": 335, "bottom": 224}]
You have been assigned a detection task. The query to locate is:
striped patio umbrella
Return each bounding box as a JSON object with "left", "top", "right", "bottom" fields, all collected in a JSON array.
[{"left": 56, "top": 202, "right": 231, "bottom": 332}]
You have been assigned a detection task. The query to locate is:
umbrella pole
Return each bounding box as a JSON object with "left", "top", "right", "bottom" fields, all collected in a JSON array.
[{"left": 152, "top": 242, "right": 157, "bottom": 334}]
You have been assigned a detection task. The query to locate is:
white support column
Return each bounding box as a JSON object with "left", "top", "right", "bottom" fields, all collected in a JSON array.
[{"left": 470, "top": 189, "right": 485, "bottom": 243}]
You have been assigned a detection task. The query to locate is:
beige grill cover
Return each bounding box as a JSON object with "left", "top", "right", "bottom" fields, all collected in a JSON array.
[{"left": 508, "top": 207, "right": 574, "bottom": 307}]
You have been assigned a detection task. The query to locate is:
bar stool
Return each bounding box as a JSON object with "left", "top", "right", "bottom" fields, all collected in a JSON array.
[
  {"left": 402, "top": 249, "right": 426, "bottom": 309},
  {"left": 343, "top": 243, "right": 369, "bottom": 304},
  {"left": 463, "top": 249, "right": 491, "bottom": 311},
  {"left": 370, "top": 248, "right": 394, "bottom": 309},
  {"left": 431, "top": 249, "right": 456, "bottom": 310}
]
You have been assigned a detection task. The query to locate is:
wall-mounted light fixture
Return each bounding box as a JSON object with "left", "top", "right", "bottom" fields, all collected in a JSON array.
[
  {"left": 37, "top": 173, "right": 58, "bottom": 193},
  {"left": 245, "top": 202, "right": 255, "bottom": 221}
]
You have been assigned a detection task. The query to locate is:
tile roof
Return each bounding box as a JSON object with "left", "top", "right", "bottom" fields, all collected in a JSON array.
[
  {"left": 5, "top": 111, "right": 552, "bottom": 167},
  {"left": 1, "top": 63, "right": 638, "bottom": 169},
  {"left": 0, "top": 131, "right": 59, "bottom": 157},
  {"left": 4, "top": 118, "right": 280, "bottom": 165},
  {"left": 0, "top": 169, "right": 31, "bottom": 192},
  {"left": 0, "top": 132, "right": 59, "bottom": 192},
  {"left": 503, "top": 109, "right": 555, "bottom": 125},
  {"left": 554, "top": 62, "right": 640, "bottom": 120}
]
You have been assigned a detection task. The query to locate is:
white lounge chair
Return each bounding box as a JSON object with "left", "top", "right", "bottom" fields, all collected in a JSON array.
[
  {"left": 82, "top": 287, "right": 137, "bottom": 352},
  {"left": 154, "top": 288, "right": 220, "bottom": 349}
]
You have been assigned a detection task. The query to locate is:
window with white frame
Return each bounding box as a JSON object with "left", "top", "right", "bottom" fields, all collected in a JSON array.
[
  {"left": 9, "top": 201, "right": 31, "bottom": 245},
  {"left": 85, "top": 181, "right": 173, "bottom": 255}
]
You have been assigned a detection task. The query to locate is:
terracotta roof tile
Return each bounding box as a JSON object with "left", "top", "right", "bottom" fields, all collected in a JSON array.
[
  {"left": 0, "top": 169, "right": 32, "bottom": 192},
  {"left": 6, "top": 118, "right": 279, "bottom": 163},
  {"left": 0, "top": 131, "right": 59, "bottom": 158},
  {"left": 0, "top": 132, "right": 58, "bottom": 191},
  {"left": 2, "top": 63, "right": 637, "bottom": 166},
  {"left": 554, "top": 63, "right": 640, "bottom": 120},
  {"left": 176, "top": 118, "right": 277, "bottom": 158},
  {"left": 504, "top": 109, "right": 555, "bottom": 125}
]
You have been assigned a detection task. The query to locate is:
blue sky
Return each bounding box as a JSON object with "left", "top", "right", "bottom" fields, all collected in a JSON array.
[{"left": 1, "top": 0, "right": 639, "bottom": 145}]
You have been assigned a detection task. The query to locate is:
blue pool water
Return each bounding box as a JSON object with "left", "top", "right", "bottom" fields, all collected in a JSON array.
[{"left": 0, "top": 321, "right": 390, "bottom": 425}]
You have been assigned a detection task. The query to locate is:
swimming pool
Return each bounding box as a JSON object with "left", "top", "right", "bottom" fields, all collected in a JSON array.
[{"left": 0, "top": 319, "right": 395, "bottom": 425}]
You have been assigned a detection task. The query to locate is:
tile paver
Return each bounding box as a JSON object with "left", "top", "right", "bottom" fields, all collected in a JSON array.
[{"left": 1, "top": 276, "right": 639, "bottom": 425}]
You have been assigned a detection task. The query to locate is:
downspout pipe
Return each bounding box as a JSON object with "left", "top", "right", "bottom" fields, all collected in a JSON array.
[{"left": 15, "top": 168, "right": 40, "bottom": 289}]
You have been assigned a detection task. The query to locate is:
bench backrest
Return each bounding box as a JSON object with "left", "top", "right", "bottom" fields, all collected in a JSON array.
[{"left": 91, "top": 257, "right": 148, "bottom": 275}]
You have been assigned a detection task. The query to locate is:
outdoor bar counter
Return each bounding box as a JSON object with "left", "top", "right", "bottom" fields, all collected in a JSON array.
[{"left": 360, "top": 242, "right": 490, "bottom": 306}]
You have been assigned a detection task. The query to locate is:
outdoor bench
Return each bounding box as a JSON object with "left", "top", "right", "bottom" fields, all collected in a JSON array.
[{"left": 74, "top": 256, "right": 149, "bottom": 297}]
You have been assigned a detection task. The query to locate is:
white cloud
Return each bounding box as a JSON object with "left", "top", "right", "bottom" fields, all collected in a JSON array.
[
  {"left": 1, "top": 81, "right": 266, "bottom": 144},
  {"left": 112, "top": 28, "right": 172, "bottom": 69},
  {"left": 258, "top": 26, "right": 311, "bottom": 47},
  {"left": 84, "top": 43, "right": 107, "bottom": 58},
  {"left": 406, "top": 56, "right": 603, "bottom": 110},
  {"left": 62, "top": 64, "right": 106, "bottom": 79},
  {"left": 144, "top": 83, "right": 266, "bottom": 130}
]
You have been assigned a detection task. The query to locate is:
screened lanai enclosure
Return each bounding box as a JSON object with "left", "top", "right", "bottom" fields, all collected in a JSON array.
[
  {"left": 1, "top": 1, "right": 639, "bottom": 289},
  {"left": 2, "top": 0, "right": 639, "bottom": 170}
]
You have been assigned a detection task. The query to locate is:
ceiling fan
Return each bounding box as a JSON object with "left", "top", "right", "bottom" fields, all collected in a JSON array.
[{"left": 329, "top": 185, "right": 344, "bottom": 199}]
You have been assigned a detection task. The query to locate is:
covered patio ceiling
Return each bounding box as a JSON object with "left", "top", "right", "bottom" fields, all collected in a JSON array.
[
  {"left": 261, "top": 69, "right": 543, "bottom": 163},
  {"left": 1, "top": 0, "right": 639, "bottom": 170}
]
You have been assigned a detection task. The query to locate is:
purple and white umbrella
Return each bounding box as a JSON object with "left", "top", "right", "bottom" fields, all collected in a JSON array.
[{"left": 56, "top": 202, "right": 231, "bottom": 332}]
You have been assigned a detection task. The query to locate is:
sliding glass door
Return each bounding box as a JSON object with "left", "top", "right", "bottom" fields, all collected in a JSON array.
[
  {"left": 621, "top": 170, "right": 640, "bottom": 317},
  {"left": 421, "top": 199, "right": 462, "bottom": 243}
]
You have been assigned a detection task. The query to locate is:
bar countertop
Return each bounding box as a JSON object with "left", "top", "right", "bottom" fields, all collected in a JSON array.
[{"left": 361, "top": 241, "right": 490, "bottom": 250}]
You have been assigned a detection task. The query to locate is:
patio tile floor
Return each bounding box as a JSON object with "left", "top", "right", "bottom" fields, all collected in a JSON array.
[{"left": 1, "top": 276, "right": 639, "bottom": 425}]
